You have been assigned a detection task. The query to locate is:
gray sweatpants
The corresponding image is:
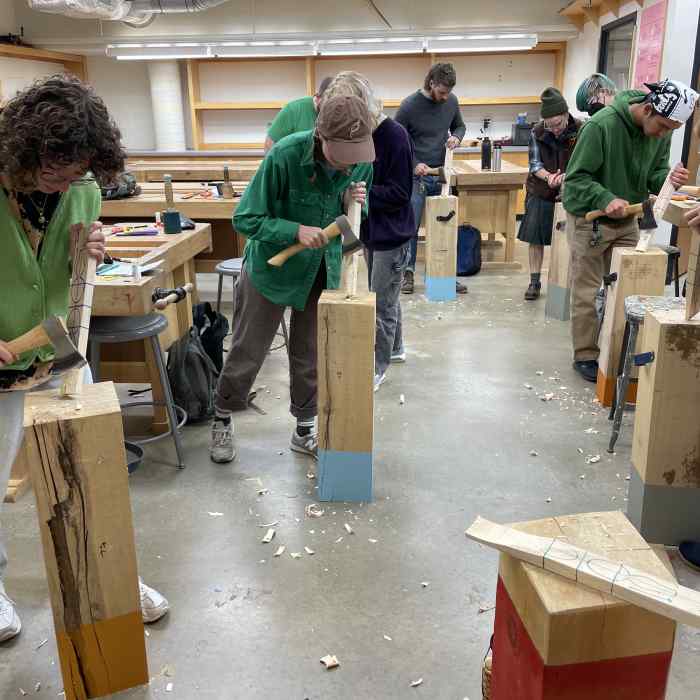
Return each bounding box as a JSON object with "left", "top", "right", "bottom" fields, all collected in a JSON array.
[
  {"left": 215, "top": 264, "right": 326, "bottom": 421},
  {"left": 367, "top": 242, "right": 410, "bottom": 376}
]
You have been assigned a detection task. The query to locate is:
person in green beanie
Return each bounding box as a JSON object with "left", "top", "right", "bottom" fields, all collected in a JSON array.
[
  {"left": 564, "top": 78, "right": 698, "bottom": 382},
  {"left": 518, "top": 87, "right": 582, "bottom": 300},
  {"left": 576, "top": 73, "right": 617, "bottom": 117}
]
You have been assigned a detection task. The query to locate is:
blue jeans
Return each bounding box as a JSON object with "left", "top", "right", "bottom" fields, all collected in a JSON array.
[{"left": 408, "top": 175, "right": 443, "bottom": 271}]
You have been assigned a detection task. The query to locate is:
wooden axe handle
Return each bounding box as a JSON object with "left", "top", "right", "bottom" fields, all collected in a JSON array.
[
  {"left": 585, "top": 201, "right": 644, "bottom": 223},
  {"left": 7, "top": 324, "right": 52, "bottom": 356},
  {"left": 267, "top": 219, "right": 342, "bottom": 267}
]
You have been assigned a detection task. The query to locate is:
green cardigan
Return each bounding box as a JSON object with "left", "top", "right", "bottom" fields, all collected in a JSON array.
[{"left": 0, "top": 180, "right": 101, "bottom": 371}]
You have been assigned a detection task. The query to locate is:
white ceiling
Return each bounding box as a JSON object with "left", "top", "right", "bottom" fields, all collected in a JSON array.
[{"left": 14, "top": 0, "right": 577, "bottom": 52}]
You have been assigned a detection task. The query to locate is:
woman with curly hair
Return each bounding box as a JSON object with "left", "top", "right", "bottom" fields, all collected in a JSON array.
[{"left": 0, "top": 74, "right": 168, "bottom": 643}]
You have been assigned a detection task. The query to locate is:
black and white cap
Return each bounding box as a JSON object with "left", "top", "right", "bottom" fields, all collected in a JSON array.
[{"left": 644, "top": 79, "right": 699, "bottom": 124}]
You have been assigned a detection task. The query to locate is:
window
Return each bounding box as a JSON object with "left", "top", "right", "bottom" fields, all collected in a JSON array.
[{"left": 598, "top": 13, "right": 637, "bottom": 91}]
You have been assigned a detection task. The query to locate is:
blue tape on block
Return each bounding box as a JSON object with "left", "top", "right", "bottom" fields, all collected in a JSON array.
[
  {"left": 318, "top": 449, "right": 373, "bottom": 502},
  {"left": 425, "top": 276, "right": 456, "bottom": 302}
]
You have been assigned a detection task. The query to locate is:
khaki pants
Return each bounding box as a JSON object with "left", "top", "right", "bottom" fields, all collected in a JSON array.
[
  {"left": 568, "top": 213, "right": 639, "bottom": 362},
  {"left": 215, "top": 264, "right": 326, "bottom": 420}
]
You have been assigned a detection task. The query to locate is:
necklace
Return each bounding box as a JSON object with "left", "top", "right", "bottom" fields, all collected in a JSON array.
[{"left": 27, "top": 192, "right": 50, "bottom": 227}]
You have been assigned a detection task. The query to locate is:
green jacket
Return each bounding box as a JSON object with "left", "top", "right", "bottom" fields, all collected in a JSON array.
[
  {"left": 267, "top": 96, "right": 317, "bottom": 143},
  {"left": 233, "top": 130, "right": 373, "bottom": 310},
  {"left": 563, "top": 90, "right": 671, "bottom": 218},
  {"left": 0, "top": 181, "right": 101, "bottom": 371}
]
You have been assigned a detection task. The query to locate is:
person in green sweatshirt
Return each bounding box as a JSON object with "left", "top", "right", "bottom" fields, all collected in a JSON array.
[
  {"left": 210, "top": 94, "right": 374, "bottom": 464},
  {"left": 563, "top": 78, "right": 698, "bottom": 382},
  {"left": 0, "top": 75, "right": 169, "bottom": 644}
]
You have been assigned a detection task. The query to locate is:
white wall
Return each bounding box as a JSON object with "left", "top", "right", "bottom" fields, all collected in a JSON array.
[
  {"left": 0, "top": 56, "right": 66, "bottom": 101},
  {"left": 86, "top": 56, "right": 156, "bottom": 150},
  {"left": 0, "top": 3, "right": 16, "bottom": 35}
]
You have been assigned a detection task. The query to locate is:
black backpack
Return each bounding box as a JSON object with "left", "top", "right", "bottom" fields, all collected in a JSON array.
[
  {"left": 166, "top": 325, "right": 218, "bottom": 424},
  {"left": 457, "top": 225, "right": 482, "bottom": 276},
  {"left": 193, "top": 302, "right": 230, "bottom": 373}
]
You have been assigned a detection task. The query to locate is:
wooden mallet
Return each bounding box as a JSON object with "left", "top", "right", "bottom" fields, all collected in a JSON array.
[{"left": 585, "top": 201, "right": 645, "bottom": 222}]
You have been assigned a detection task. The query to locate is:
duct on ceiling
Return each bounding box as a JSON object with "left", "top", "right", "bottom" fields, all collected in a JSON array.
[{"left": 27, "top": 0, "right": 231, "bottom": 26}]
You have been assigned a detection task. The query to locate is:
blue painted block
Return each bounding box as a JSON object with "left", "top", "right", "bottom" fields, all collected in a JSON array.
[
  {"left": 318, "top": 449, "right": 373, "bottom": 502},
  {"left": 425, "top": 276, "right": 456, "bottom": 302}
]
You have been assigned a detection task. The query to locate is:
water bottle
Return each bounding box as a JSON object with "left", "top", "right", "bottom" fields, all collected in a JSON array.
[
  {"left": 492, "top": 142, "right": 502, "bottom": 172},
  {"left": 481, "top": 136, "right": 492, "bottom": 171}
]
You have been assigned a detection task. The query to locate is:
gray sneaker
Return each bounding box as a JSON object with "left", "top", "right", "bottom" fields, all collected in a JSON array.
[
  {"left": 291, "top": 429, "right": 318, "bottom": 459},
  {"left": 210, "top": 418, "right": 236, "bottom": 463}
]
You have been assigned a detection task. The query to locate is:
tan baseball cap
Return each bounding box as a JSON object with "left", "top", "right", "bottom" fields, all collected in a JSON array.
[{"left": 316, "top": 95, "right": 375, "bottom": 165}]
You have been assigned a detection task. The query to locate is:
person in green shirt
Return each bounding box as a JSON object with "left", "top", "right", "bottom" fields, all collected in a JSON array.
[
  {"left": 264, "top": 76, "right": 334, "bottom": 153},
  {"left": 210, "top": 94, "right": 374, "bottom": 464},
  {"left": 564, "top": 79, "right": 698, "bottom": 382},
  {"left": 0, "top": 75, "right": 169, "bottom": 644}
]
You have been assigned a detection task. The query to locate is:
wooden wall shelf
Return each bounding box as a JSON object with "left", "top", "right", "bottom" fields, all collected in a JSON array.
[
  {"left": 0, "top": 43, "right": 87, "bottom": 81},
  {"left": 185, "top": 43, "right": 565, "bottom": 150},
  {"left": 560, "top": 0, "right": 642, "bottom": 31}
]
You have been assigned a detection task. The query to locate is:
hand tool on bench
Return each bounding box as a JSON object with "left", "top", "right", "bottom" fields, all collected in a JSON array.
[
  {"left": 152, "top": 283, "right": 194, "bottom": 310},
  {"left": 267, "top": 215, "right": 355, "bottom": 267},
  {"left": 162, "top": 174, "right": 182, "bottom": 234},
  {"left": 221, "top": 165, "right": 234, "bottom": 199},
  {"left": 5, "top": 316, "right": 85, "bottom": 379},
  {"left": 424, "top": 166, "right": 447, "bottom": 183}
]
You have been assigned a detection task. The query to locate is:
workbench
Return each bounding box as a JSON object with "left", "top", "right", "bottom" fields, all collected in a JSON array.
[
  {"left": 5, "top": 223, "right": 212, "bottom": 503},
  {"left": 451, "top": 159, "right": 529, "bottom": 270},
  {"left": 126, "top": 158, "right": 259, "bottom": 182},
  {"left": 663, "top": 198, "right": 698, "bottom": 275},
  {"left": 101, "top": 183, "right": 243, "bottom": 273}
]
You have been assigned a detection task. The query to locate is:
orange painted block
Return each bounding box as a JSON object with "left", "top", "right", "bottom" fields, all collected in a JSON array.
[{"left": 596, "top": 369, "right": 638, "bottom": 408}]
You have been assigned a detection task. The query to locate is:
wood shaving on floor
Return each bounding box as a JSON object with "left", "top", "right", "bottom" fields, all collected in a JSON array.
[
  {"left": 305, "top": 503, "right": 325, "bottom": 518},
  {"left": 273, "top": 546, "right": 286, "bottom": 557},
  {"left": 262, "top": 528, "right": 276, "bottom": 544},
  {"left": 320, "top": 654, "right": 340, "bottom": 670},
  {"left": 410, "top": 678, "right": 423, "bottom": 687},
  {"left": 344, "top": 523, "right": 354, "bottom": 534},
  {"left": 305, "top": 546, "right": 315, "bottom": 555}
]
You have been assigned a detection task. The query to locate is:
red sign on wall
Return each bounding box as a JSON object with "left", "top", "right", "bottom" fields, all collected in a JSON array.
[{"left": 633, "top": 0, "right": 667, "bottom": 88}]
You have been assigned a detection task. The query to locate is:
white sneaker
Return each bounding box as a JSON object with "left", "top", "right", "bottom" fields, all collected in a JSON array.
[
  {"left": 374, "top": 373, "right": 387, "bottom": 392},
  {"left": 390, "top": 351, "right": 406, "bottom": 363},
  {"left": 210, "top": 417, "right": 236, "bottom": 463},
  {"left": 290, "top": 429, "right": 318, "bottom": 459},
  {"left": 0, "top": 585, "right": 21, "bottom": 643},
  {"left": 139, "top": 579, "right": 169, "bottom": 624}
]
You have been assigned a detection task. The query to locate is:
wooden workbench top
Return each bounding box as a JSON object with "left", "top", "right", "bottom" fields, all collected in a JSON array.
[
  {"left": 101, "top": 191, "right": 238, "bottom": 220},
  {"left": 127, "top": 159, "right": 260, "bottom": 182},
  {"left": 451, "top": 159, "right": 528, "bottom": 187},
  {"left": 663, "top": 199, "right": 698, "bottom": 228},
  {"left": 94, "top": 222, "right": 212, "bottom": 316}
]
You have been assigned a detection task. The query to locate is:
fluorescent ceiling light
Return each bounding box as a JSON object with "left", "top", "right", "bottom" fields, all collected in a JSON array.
[
  {"left": 316, "top": 37, "right": 425, "bottom": 55},
  {"left": 427, "top": 34, "right": 537, "bottom": 53}
]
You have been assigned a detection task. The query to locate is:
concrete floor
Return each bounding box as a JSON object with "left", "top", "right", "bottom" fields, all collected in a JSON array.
[{"left": 2, "top": 241, "right": 700, "bottom": 699}]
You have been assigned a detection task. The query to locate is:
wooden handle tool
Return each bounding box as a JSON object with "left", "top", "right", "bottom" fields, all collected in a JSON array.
[
  {"left": 7, "top": 324, "right": 54, "bottom": 356},
  {"left": 154, "top": 283, "right": 194, "bottom": 310},
  {"left": 585, "top": 202, "right": 644, "bottom": 223},
  {"left": 267, "top": 215, "right": 352, "bottom": 267}
]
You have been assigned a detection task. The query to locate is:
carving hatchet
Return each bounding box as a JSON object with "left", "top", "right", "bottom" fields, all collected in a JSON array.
[
  {"left": 6, "top": 316, "right": 86, "bottom": 375},
  {"left": 267, "top": 215, "right": 355, "bottom": 267},
  {"left": 424, "top": 166, "right": 447, "bottom": 184},
  {"left": 636, "top": 197, "right": 658, "bottom": 252}
]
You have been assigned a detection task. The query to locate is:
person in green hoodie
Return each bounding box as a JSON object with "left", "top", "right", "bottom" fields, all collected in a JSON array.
[
  {"left": 0, "top": 75, "right": 169, "bottom": 644},
  {"left": 563, "top": 79, "right": 699, "bottom": 382},
  {"left": 209, "top": 94, "right": 374, "bottom": 465}
]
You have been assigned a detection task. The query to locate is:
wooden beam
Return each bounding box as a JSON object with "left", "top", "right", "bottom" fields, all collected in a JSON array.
[
  {"left": 686, "top": 227, "right": 700, "bottom": 320},
  {"left": 425, "top": 195, "right": 458, "bottom": 301},
  {"left": 194, "top": 100, "right": 287, "bottom": 110},
  {"left": 581, "top": 4, "right": 600, "bottom": 25},
  {"left": 317, "top": 290, "right": 375, "bottom": 502},
  {"left": 466, "top": 516, "right": 700, "bottom": 628},
  {"left": 553, "top": 43, "right": 567, "bottom": 91},
  {"left": 545, "top": 204, "right": 572, "bottom": 321},
  {"left": 600, "top": 0, "right": 621, "bottom": 16},
  {"left": 0, "top": 44, "right": 84, "bottom": 63},
  {"left": 186, "top": 60, "right": 203, "bottom": 151},
  {"left": 24, "top": 383, "right": 148, "bottom": 698},
  {"left": 596, "top": 247, "right": 667, "bottom": 406},
  {"left": 305, "top": 56, "right": 316, "bottom": 96}
]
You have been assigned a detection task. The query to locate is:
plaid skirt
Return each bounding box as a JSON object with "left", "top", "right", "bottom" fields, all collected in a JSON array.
[{"left": 517, "top": 195, "right": 555, "bottom": 246}]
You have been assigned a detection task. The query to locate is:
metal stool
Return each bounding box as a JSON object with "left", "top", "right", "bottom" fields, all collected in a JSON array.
[
  {"left": 653, "top": 244, "right": 681, "bottom": 297},
  {"left": 214, "top": 256, "right": 290, "bottom": 357},
  {"left": 88, "top": 313, "right": 187, "bottom": 468},
  {"left": 607, "top": 295, "right": 685, "bottom": 453},
  {"left": 215, "top": 257, "right": 243, "bottom": 312}
]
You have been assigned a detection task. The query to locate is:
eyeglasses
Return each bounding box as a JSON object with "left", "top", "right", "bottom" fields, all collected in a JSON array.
[{"left": 544, "top": 117, "right": 568, "bottom": 131}]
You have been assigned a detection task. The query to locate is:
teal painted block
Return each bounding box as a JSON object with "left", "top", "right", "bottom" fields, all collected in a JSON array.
[
  {"left": 318, "top": 449, "right": 373, "bottom": 502},
  {"left": 425, "top": 276, "right": 456, "bottom": 302}
]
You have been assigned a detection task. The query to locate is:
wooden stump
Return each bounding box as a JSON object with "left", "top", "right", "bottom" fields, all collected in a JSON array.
[
  {"left": 491, "top": 511, "right": 676, "bottom": 700},
  {"left": 596, "top": 247, "right": 667, "bottom": 407},
  {"left": 544, "top": 203, "right": 571, "bottom": 321},
  {"left": 317, "top": 290, "right": 375, "bottom": 502},
  {"left": 24, "top": 382, "right": 148, "bottom": 699},
  {"left": 425, "top": 195, "right": 458, "bottom": 301},
  {"left": 629, "top": 306, "right": 700, "bottom": 543}
]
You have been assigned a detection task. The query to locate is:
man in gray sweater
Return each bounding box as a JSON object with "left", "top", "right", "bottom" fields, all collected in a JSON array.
[{"left": 395, "top": 63, "right": 467, "bottom": 294}]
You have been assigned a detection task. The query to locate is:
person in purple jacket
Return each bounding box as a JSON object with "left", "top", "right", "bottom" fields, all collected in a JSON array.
[{"left": 322, "top": 73, "right": 415, "bottom": 391}]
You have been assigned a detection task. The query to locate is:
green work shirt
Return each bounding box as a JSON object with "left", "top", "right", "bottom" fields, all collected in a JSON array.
[
  {"left": 233, "top": 130, "right": 373, "bottom": 310},
  {"left": 267, "top": 96, "right": 318, "bottom": 143},
  {"left": 0, "top": 180, "right": 101, "bottom": 371}
]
